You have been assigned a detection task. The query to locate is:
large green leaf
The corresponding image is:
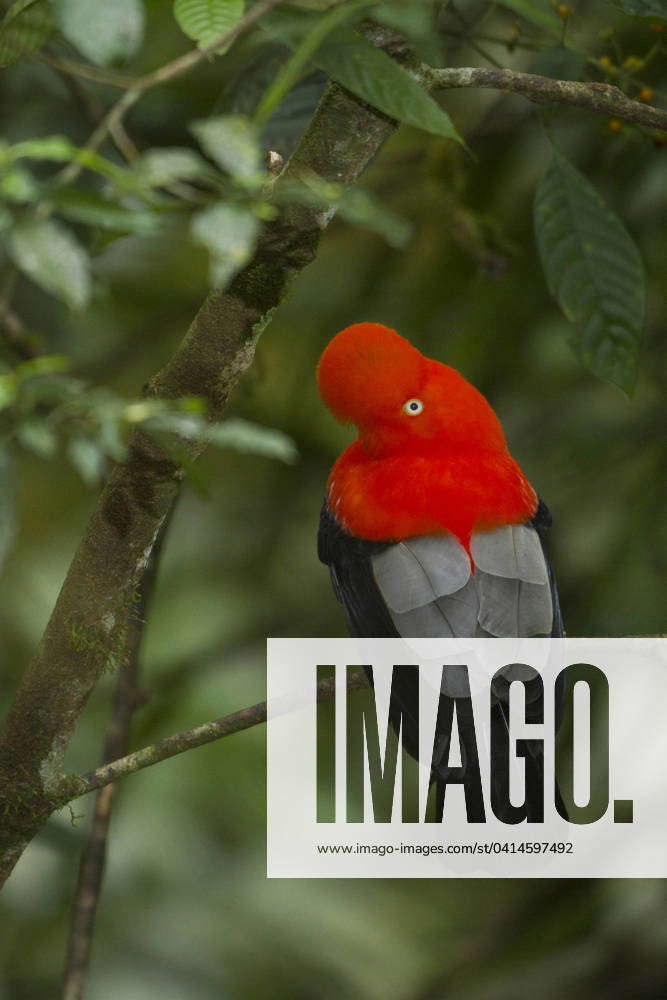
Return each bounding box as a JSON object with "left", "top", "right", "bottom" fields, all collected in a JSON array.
[
  {"left": 310, "top": 26, "right": 462, "bottom": 142},
  {"left": 264, "top": 11, "right": 463, "bottom": 143},
  {"left": 190, "top": 202, "right": 260, "bottom": 286},
  {"left": 53, "top": 0, "right": 145, "bottom": 66},
  {"left": 534, "top": 150, "right": 645, "bottom": 393},
  {"left": 601, "top": 0, "right": 667, "bottom": 20},
  {"left": 496, "top": 0, "right": 561, "bottom": 33},
  {"left": 0, "top": 0, "right": 53, "bottom": 68},
  {"left": 173, "top": 0, "right": 244, "bottom": 46},
  {"left": 7, "top": 218, "right": 92, "bottom": 309}
]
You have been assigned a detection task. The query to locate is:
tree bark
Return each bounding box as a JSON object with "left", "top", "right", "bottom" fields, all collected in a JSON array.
[{"left": 0, "top": 80, "right": 396, "bottom": 888}]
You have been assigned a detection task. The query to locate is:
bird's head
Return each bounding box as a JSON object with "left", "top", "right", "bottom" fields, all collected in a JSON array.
[{"left": 317, "top": 322, "right": 506, "bottom": 455}]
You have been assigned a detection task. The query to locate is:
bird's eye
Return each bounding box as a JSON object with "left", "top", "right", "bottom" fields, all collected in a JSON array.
[{"left": 403, "top": 398, "right": 424, "bottom": 416}]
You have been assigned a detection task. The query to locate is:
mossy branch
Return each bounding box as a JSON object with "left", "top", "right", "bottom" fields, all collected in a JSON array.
[{"left": 0, "top": 76, "right": 397, "bottom": 887}]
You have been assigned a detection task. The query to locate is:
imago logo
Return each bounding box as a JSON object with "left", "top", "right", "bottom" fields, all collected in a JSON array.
[
  {"left": 315, "top": 662, "right": 629, "bottom": 827},
  {"left": 266, "top": 639, "right": 667, "bottom": 878}
]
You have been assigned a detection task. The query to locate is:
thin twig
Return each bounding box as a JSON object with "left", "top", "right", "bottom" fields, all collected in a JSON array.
[
  {"left": 0, "top": 271, "right": 39, "bottom": 361},
  {"left": 34, "top": 52, "right": 139, "bottom": 89},
  {"left": 424, "top": 65, "right": 667, "bottom": 131},
  {"left": 0, "top": 306, "right": 39, "bottom": 360},
  {"left": 57, "top": 670, "right": 369, "bottom": 805},
  {"left": 61, "top": 521, "right": 169, "bottom": 1000},
  {"left": 108, "top": 118, "right": 141, "bottom": 163},
  {"left": 48, "top": 61, "right": 141, "bottom": 167}
]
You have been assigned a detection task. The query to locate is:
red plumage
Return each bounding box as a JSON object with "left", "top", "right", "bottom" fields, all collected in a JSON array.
[{"left": 317, "top": 322, "right": 536, "bottom": 547}]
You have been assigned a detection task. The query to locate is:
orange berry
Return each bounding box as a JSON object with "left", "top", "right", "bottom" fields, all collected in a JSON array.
[
  {"left": 649, "top": 23, "right": 663, "bottom": 32},
  {"left": 608, "top": 119, "right": 623, "bottom": 133},
  {"left": 639, "top": 87, "right": 653, "bottom": 101},
  {"left": 556, "top": 3, "right": 572, "bottom": 16}
]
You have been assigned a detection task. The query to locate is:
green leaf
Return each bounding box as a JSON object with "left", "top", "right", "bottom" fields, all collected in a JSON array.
[
  {"left": 4, "top": 136, "right": 152, "bottom": 196},
  {"left": 278, "top": 175, "right": 412, "bottom": 247},
  {"left": 283, "top": 21, "right": 464, "bottom": 143},
  {"left": 48, "top": 188, "right": 161, "bottom": 234},
  {"left": 15, "top": 354, "right": 71, "bottom": 378},
  {"left": 253, "top": 0, "right": 375, "bottom": 128},
  {"left": 0, "top": 0, "right": 53, "bottom": 69},
  {"left": 173, "top": 0, "right": 244, "bottom": 47},
  {"left": 0, "top": 166, "right": 40, "bottom": 202},
  {"left": 601, "top": 0, "right": 667, "bottom": 20},
  {"left": 191, "top": 116, "right": 262, "bottom": 183},
  {"left": 190, "top": 202, "right": 260, "bottom": 286},
  {"left": 0, "top": 444, "right": 16, "bottom": 574},
  {"left": 7, "top": 218, "right": 92, "bottom": 310},
  {"left": 0, "top": 374, "right": 17, "bottom": 410},
  {"left": 534, "top": 150, "right": 645, "bottom": 393},
  {"left": 336, "top": 188, "right": 412, "bottom": 247},
  {"left": 207, "top": 418, "right": 298, "bottom": 463},
  {"left": 5, "top": 135, "right": 77, "bottom": 161},
  {"left": 132, "top": 147, "right": 214, "bottom": 187},
  {"left": 258, "top": 68, "right": 326, "bottom": 157},
  {"left": 16, "top": 416, "right": 58, "bottom": 457},
  {"left": 67, "top": 436, "right": 106, "bottom": 485},
  {"left": 53, "top": 0, "right": 145, "bottom": 66},
  {"left": 495, "top": 0, "right": 561, "bottom": 33}
]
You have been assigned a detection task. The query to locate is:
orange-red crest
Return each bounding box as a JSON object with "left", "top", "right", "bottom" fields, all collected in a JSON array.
[
  {"left": 317, "top": 322, "right": 537, "bottom": 543},
  {"left": 317, "top": 322, "right": 506, "bottom": 455}
]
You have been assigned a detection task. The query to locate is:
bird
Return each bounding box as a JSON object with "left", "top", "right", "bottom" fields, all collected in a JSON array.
[{"left": 316, "top": 321, "right": 564, "bottom": 823}]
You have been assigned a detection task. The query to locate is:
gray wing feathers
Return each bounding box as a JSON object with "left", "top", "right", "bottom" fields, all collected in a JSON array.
[
  {"left": 371, "top": 525, "right": 552, "bottom": 638},
  {"left": 477, "top": 575, "right": 553, "bottom": 636},
  {"left": 470, "top": 524, "right": 548, "bottom": 585},
  {"left": 371, "top": 535, "right": 471, "bottom": 614}
]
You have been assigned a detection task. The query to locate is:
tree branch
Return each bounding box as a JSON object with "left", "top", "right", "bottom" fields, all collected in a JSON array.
[
  {"left": 0, "top": 69, "right": 397, "bottom": 888},
  {"left": 60, "top": 519, "right": 167, "bottom": 1000},
  {"left": 424, "top": 65, "right": 667, "bottom": 132},
  {"left": 56, "top": 671, "right": 368, "bottom": 806}
]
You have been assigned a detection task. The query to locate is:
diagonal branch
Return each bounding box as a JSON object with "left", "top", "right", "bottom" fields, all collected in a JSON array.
[
  {"left": 56, "top": 671, "right": 368, "bottom": 806},
  {"left": 0, "top": 71, "right": 397, "bottom": 888},
  {"left": 423, "top": 65, "right": 667, "bottom": 132}
]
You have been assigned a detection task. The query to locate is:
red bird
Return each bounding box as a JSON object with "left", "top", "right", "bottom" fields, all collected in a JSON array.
[{"left": 316, "top": 322, "right": 564, "bottom": 822}]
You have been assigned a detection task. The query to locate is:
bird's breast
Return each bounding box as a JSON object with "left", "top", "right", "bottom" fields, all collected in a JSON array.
[{"left": 328, "top": 445, "right": 537, "bottom": 546}]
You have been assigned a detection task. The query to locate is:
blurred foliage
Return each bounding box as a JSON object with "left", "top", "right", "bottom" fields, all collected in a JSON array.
[{"left": 0, "top": 0, "right": 666, "bottom": 998}]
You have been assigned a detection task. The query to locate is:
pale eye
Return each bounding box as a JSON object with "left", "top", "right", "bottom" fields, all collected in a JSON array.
[{"left": 403, "top": 398, "right": 424, "bottom": 416}]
